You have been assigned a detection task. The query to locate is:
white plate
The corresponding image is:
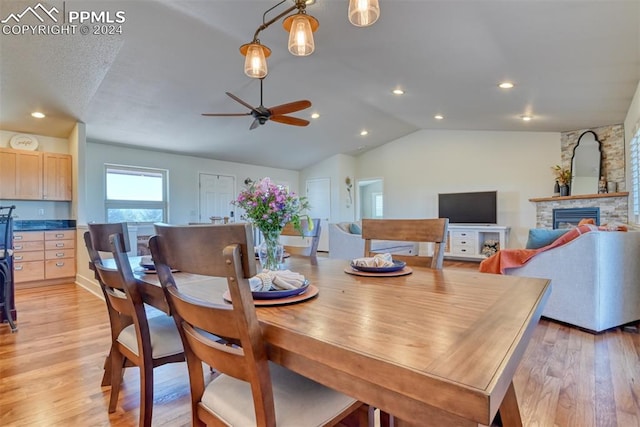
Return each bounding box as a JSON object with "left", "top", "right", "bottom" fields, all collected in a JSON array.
[{"left": 9, "top": 134, "right": 39, "bottom": 151}]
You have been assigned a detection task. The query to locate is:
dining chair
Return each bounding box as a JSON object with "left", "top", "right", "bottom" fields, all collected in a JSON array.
[
  {"left": 0, "top": 205, "right": 17, "bottom": 332},
  {"left": 149, "top": 222, "right": 369, "bottom": 427},
  {"left": 361, "top": 218, "right": 449, "bottom": 270},
  {"left": 280, "top": 218, "right": 322, "bottom": 265},
  {"left": 85, "top": 223, "right": 184, "bottom": 427}
]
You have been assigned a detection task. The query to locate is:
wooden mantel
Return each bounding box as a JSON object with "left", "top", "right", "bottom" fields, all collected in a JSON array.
[{"left": 529, "top": 192, "right": 629, "bottom": 203}]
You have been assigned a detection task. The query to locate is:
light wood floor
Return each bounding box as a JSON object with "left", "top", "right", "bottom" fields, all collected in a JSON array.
[{"left": 1, "top": 262, "right": 639, "bottom": 426}]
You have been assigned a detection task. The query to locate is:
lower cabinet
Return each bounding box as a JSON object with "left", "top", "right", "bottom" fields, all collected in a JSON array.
[{"left": 14, "top": 229, "right": 76, "bottom": 285}]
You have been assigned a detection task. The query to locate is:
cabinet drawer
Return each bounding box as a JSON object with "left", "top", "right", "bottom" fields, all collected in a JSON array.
[
  {"left": 451, "top": 246, "right": 476, "bottom": 256},
  {"left": 45, "top": 259, "right": 76, "bottom": 279},
  {"left": 13, "top": 241, "right": 45, "bottom": 252},
  {"left": 45, "top": 230, "right": 76, "bottom": 241},
  {"left": 45, "top": 239, "right": 75, "bottom": 250},
  {"left": 451, "top": 231, "right": 474, "bottom": 239},
  {"left": 45, "top": 249, "right": 75, "bottom": 260},
  {"left": 13, "top": 251, "right": 45, "bottom": 262},
  {"left": 452, "top": 237, "right": 475, "bottom": 247},
  {"left": 14, "top": 261, "right": 45, "bottom": 282},
  {"left": 14, "top": 231, "right": 44, "bottom": 242}
]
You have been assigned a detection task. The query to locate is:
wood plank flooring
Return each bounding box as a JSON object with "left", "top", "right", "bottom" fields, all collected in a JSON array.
[{"left": 2, "top": 262, "right": 640, "bottom": 426}]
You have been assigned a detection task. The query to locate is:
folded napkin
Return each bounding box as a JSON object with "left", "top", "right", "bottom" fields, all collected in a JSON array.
[
  {"left": 248, "top": 269, "right": 307, "bottom": 292},
  {"left": 352, "top": 253, "right": 394, "bottom": 267}
]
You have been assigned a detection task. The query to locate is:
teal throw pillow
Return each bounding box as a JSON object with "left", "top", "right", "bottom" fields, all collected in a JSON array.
[
  {"left": 349, "top": 223, "right": 362, "bottom": 235},
  {"left": 525, "top": 228, "right": 569, "bottom": 249}
]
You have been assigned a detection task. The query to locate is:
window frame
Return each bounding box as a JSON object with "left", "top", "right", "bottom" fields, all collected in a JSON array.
[{"left": 104, "top": 164, "right": 168, "bottom": 224}]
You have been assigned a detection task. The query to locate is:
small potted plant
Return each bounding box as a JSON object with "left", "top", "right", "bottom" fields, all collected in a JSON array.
[{"left": 551, "top": 165, "right": 572, "bottom": 196}]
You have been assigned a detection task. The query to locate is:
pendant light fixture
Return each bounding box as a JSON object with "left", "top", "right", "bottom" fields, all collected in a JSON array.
[
  {"left": 239, "top": 0, "right": 380, "bottom": 78},
  {"left": 283, "top": 11, "right": 319, "bottom": 56},
  {"left": 240, "top": 42, "right": 271, "bottom": 79},
  {"left": 348, "top": 0, "right": 380, "bottom": 27}
]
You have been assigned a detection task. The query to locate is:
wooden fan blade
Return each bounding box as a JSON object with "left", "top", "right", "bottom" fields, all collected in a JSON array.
[
  {"left": 268, "top": 100, "right": 312, "bottom": 116},
  {"left": 202, "top": 112, "right": 251, "bottom": 117},
  {"left": 270, "top": 115, "right": 310, "bottom": 127},
  {"left": 226, "top": 92, "right": 255, "bottom": 111}
]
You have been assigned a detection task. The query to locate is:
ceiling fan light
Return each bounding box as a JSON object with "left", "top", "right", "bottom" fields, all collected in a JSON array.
[
  {"left": 240, "top": 42, "right": 271, "bottom": 79},
  {"left": 348, "top": 0, "right": 380, "bottom": 27},
  {"left": 283, "top": 13, "right": 318, "bottom": 56}
]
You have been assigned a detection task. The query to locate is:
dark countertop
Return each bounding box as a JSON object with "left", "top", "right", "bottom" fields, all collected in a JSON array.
[{"left": 13, "top": 220, "right": 76, "bottom": 231}]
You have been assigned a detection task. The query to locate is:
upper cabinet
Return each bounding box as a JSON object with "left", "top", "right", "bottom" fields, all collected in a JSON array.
[
  {"left": 43, "top": 153, "right": 72, "bottom": 201},
  {"left": 0, "top": 148, "right": 71, "bottom": 201}
]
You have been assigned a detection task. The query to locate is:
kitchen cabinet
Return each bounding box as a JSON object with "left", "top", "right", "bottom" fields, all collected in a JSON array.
[
  {"left": 43, "top": 153, "right": 72, "bottom": 200},
  {"left": 0, "top": 148, "right": 71, "bottom": 201},
  {"left": 13, "top": 229, "right": 76, "bottom": 286},
  {"left": 0, "top": 148, "right": 43, "bottom": 199}
]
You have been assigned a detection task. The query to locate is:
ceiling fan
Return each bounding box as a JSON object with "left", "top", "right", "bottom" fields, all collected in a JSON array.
[{"left": 202, "top": 79, "right": 311, "bottom": 130}]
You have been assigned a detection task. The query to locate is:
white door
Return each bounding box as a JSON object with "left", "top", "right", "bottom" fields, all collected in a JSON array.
[
  {"left": 305, "top": 178, "right": 331, "bottom": 252},
  {"left": 199, "top": 174, "right": 236, "bottom": 223}
]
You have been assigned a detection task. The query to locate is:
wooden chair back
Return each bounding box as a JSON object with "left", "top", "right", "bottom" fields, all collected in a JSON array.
[
  {"left": 280, "top": 218, "right": 321, "bottom": 264},
  {"left": 148, "top": 223, "right": 279, "bottom": 425},
  {"left": 361, "top": 218, "right": 449, "bottom": 269}
]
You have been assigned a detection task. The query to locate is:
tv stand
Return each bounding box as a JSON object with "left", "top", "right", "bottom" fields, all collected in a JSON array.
[{"left": 444, "top": 225, "right": 510, "bottom": 261}]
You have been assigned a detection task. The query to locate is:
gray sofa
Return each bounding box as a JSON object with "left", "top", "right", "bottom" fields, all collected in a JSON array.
[
  {"left": 328, "top": 222, "right": 419, "bottom": 260},
  {"left": 506, "top": 231, "right": 640, "bottom": 332}
]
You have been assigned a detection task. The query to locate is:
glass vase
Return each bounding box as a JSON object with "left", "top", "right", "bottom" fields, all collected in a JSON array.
[{"left": 258, "top": 229, "right": 283, "bottom": 271}]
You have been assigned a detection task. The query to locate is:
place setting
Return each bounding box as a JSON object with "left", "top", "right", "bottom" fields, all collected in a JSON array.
[
  {"left": 344, "top": 253, "right": 413, "bottom": 277},
  {"left": 223, "top": 269, "right": 318, "bottom": 306},
  {"left": 135, "top": 256, "right": 178, "bottom": 274}
]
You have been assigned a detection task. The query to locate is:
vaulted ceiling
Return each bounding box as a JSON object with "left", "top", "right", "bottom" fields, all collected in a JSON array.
[{"left": 1, "top": 0, "right": 639, "bottom": 170}]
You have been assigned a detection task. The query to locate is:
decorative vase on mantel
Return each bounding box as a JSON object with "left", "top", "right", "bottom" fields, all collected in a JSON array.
[
  {"left": 559, "top": 184, "right": 570, "bottom": 197},
  {"left": 258, "top": 228, "right": 283, "bottom": 271}
]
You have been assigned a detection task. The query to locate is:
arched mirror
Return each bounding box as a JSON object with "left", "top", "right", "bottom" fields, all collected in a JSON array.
[{"left": 571, "top": 131, "right": 602, "bottom": 195}]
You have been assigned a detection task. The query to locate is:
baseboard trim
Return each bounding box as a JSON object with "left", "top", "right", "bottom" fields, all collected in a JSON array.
[{"left": 75, "top": 273, "right": 103, "bottom": 299}]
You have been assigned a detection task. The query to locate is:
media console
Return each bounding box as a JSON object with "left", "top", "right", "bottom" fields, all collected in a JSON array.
[{"left": 444, "top": 225, "right": 510, "bottom": 261}]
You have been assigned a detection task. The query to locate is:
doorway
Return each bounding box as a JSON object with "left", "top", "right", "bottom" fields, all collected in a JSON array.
[
  {"left": 357, "top": 178, "right": 383, "bottom": 220},
  {"left": 305, "top": 177, "right": 331, "bottom": 251}
]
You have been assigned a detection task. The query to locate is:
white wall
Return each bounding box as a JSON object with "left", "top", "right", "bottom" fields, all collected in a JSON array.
[
  {"left": 299, "top": 153, "right": 357, "bottom": 223},
  {"left": 625, "top": 80, "right": 640, "bottom": 225},
  {"left": 85, "top": 141, "right": 300, "bottom": 226},
  {"left": 351, "top": 129, "right": 561, "bottom": 248}
]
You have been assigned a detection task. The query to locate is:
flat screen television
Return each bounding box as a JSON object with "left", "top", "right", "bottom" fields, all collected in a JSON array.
[{"left": 438, "top": 191, "right": 497, "bottom": 224}]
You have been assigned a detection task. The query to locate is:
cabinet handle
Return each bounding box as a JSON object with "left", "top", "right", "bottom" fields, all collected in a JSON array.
[
  {"left": 15, "top": 265, "right": 23, "bottom": 271},
  {"left": 14, "top": 235, "right": 23, "bottom": 240},
  {"left": 460, "top": 249, "right": 467, "bottom": 252},
  {"left": 14, "top": 245, "right": 23, "bottom": 250},
  {"left": 56, "top": 262, "right": 65, "bottom": 267},
  {"left": 56, "top": 253, "right": 65, "bottom": 257},
  {"left": 14, "top": 255, "right": 23, "bottom": 261},
  {"left": 55, "top": 233, "right": 64, "bottom": 238},
  {"left": 56, "top": 243, "right": 64, "bottom": 247}
]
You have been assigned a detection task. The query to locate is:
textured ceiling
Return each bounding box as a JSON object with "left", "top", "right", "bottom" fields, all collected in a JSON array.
[{"left": 1, "top": 0, "right": 639, "bottom": 170}]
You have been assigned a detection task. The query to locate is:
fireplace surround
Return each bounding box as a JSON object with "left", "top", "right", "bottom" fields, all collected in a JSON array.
[{"left": 529, "top": 192, "right": 628, "bottom": 228}]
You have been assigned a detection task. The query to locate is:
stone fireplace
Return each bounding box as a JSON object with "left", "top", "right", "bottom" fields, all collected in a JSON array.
[
  {"left": 530, "top": 193, "right": 628, "bottom": 228},
  {"left": 553, "top": 207, "right": 600, "bottom": 229}
]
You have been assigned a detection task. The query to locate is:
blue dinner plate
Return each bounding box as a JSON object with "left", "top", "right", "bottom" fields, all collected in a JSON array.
[
  {"left": 350, "top": 259, "right": 406, "bottom": 273},
  {"left": 252, "top": 281, "right": 310, "bottom": 300}
]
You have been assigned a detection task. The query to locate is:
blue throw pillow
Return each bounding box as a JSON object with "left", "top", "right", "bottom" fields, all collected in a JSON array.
[
  {"left": 349, "top": 223, "right": 362, "bottom": 235},
  {"left": 525, "top": 228, "right": 569, "bottom": 249}
]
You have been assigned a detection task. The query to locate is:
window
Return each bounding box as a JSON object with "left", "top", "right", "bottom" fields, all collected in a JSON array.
[
  {"left": 373, "top": 192, "right": 383, "bottom": 218},
  {"left": 632, "top": 129, "right": 640, "bottom": 219},
  {"left": 105, "top": 165, "right": 168, "bottom": 223}
]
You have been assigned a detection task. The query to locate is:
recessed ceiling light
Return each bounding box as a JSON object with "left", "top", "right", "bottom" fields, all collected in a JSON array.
[
  {"left": 31, "top": 111, "right": 45, "bottom": 118},
  {"left": 434, "top": 114, "right": 444, "bottom": 120},
  {"left": 498, "top": 82, "right": 514, "bottom": 89},
  {"left": 360, "top": 130, "right": 368, "bottom": 136},
  {"left": 311, "top": 113, "right": 320, "bottom": 119},
  {"left": 392, "top": 89, "right": 404, "bottom": 95},
  {"left": 521, "top": 115, "right": 532, "bottom": 121}
]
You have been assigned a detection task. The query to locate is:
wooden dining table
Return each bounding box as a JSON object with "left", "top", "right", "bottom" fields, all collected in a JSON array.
[{"left": 131, "top": 256, "right": 550, "bottom": 427}]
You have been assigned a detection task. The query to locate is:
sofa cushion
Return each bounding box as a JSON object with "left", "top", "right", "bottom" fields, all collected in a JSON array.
[
  {"left": 525, "top": 228, "right": 569, "bottom": 249},
  {"left": 349, "top": 223, "right": 362, "bottom": 235}
]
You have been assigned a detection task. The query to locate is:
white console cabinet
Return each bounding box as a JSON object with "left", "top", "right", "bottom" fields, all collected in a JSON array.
[{"left": 444, "top": 225, "right": 510, "bottom": 261}]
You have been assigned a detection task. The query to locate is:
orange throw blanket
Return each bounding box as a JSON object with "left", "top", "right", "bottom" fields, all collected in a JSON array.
[{"left": 479, "top": 224, "right": 597, "bottom": 274}]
